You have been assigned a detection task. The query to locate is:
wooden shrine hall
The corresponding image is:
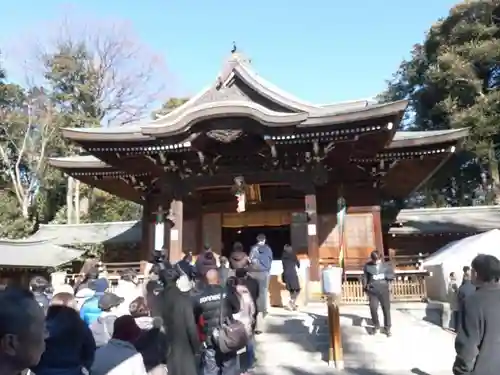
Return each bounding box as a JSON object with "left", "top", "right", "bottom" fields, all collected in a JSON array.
[{"left": 49, "top": 51, "right": 468, "bottom": 283}]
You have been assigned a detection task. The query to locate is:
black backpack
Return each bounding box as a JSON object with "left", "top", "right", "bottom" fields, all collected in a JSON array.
[{"left": 212, "top": 287, "right": 249, "bottom": 353}]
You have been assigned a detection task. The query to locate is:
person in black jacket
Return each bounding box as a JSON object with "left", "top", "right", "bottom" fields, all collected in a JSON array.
[
  {"left": 281, "top": 244, "right": 300, "bottom": 310},
  {"left": 31, "top": 292, "right": 96, "bottom": 375},
  {"left": 192, "top": 268, "right": 240, "bottom": 375},
  {"left": 177, "top": 253, "right": 196, "bottom": 281},
  {"left": 456, "top": 270, "right": 476, "bottom": 332},
  {"left": 363, "top": 250, "right": 395, "bottom": 337},
  {"left": 159, "top": 264, "right": 200, "bottom": 375},
  {"left": 29, "top": 276, "right": 50, "bottom": 314},
  {"left": 453, "top": 254, "right": 500, "bottom": 375}
]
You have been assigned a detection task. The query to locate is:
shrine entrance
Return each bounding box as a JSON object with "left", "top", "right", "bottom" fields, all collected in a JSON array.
[
  {"left": 221, "top": 210, "right": 292, "bottom": 259},
  {"left": 221, "top": 225, "right": 291, "bottom": 259}
]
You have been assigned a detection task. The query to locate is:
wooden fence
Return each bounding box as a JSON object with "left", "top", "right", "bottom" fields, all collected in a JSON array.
[{"left": 339, "top": 277, "right": 427, "bottom": 304}]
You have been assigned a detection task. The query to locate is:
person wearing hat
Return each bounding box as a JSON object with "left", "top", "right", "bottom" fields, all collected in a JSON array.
[
  {"left": 89, "top": 292, "right": 125, "bottom": 347},
  {"left": 80, "top": 278, "right": 109, "bottom": 326},
  {"left": 91, "top": 315, "right": 147, "bottom": 375},
  {"left": 195, "top": 245, "right": 218, "bottom": 279}
]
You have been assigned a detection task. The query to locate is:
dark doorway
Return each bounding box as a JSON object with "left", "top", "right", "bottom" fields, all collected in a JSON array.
[{"left": 222, "top": 225, "right": 291, "bottom": 260}]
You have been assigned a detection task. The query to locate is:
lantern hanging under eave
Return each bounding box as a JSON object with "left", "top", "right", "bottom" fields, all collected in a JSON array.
[
  {"left": 246, "top": 184, "right": 261, "bottom": 205},
  {"left": 236, "top": 191, "right": 246, "bottom": 213}
]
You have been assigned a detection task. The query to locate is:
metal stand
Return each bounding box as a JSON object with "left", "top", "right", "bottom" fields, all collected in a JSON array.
[{"left": 327, "top": 295, "right": 344, "bottom": 370}]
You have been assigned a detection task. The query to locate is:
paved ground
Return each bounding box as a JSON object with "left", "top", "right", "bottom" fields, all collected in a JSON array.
[{"left": 252, "top": 304, "right": 456, "bottom": 375}]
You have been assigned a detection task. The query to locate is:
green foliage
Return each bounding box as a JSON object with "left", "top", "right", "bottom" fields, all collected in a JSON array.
[
  {"left": 0, "top": 190, "right": 35, "bottom": 238},
  {"left": 81, "top": 189, "right": 142, "bottom": 223},
  {"left": 381, "top": 0, "right": 500, "bottom": 206},
  {"left": 152, "top": 97, "right": 189, "bottom": 119},
  {"left": 0, "top": 21, "right": 163, "bottom": 239}
]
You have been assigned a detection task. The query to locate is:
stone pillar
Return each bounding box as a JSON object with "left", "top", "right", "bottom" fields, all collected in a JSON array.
[
  {"left": 169, "top": 200, "right": 184, "bottom": 262},
  {"left": 305, "top": 193, "right": 320, "bottom": 281}
]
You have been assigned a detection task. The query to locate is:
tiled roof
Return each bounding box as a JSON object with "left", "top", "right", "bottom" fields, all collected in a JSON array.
[
  {"left": 0, "top": 239, "right": 82, "bottom": 267},
  {"left": 390, "top": 206, "right": 500, "bottom": 235}
]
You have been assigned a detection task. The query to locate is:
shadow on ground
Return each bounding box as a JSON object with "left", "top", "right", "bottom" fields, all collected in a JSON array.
[
  {"left": 254, "top": 365, "right": 433, "bottom": 375},
  {"left": 264, "top": 310, "right": 436, "bottom": 375},
  {"left": 265, "top": 311, "right": 377, "bottom": 369}
]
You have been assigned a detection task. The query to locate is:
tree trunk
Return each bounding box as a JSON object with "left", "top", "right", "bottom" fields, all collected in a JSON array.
[
  {"left": 488, "top": 145, "right": 500, "bottom": 204},
  {"left": 67, "top": 176, "right": 74, "bottom": 224},
  {"left": 74, "top": 179, "right": 80, "bottom": 224},
  {"left": 21, "top": 196, "right": 30, "bottom": 218}
]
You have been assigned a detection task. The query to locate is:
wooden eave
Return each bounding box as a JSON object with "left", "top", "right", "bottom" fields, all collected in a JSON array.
[{"left": 387, "top": 128, "right": 469, "bottom": 149}]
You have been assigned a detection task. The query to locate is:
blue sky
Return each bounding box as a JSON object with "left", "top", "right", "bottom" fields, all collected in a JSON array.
[{"left": 1, "top": 0, "right": 458, "bottom": 104}]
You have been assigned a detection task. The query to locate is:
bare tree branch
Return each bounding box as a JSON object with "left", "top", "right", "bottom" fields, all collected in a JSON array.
[{"left": 22, "top": 16, "right": 170, "bottom": 127}]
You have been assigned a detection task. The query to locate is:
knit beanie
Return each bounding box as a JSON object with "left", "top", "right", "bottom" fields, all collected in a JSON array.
[
  {"left": 229, "top": 250, "right": 248, "bottom": 270},
  {"left": 112, "top": 315, "right": 142, "bottom": 343},
  {"left": 196, "top": 250, "right": 218, "bottom": 277},
  {"left": 90, "top": 278, "right": 109, "bottom": 293}
]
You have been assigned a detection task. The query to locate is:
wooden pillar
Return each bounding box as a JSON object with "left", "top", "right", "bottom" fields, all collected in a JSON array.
[
  {"left": 372, "top": 206, "right": 384, "bottom": 256},
  {"left": 305, "top": 193, "right": 320, "bottom": 281},
  {"left": 327, "top": 296, "right": 344, "bottom": 369},
  {"left": 169, "top": 200, "right": 184, "bottom": 262},
  {"left": 139, "top": 200, "right": 153, "bottom": 273}
]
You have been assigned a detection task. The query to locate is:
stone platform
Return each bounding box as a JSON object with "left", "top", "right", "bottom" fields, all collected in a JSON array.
[{"left": 252, "top": 304, "right": 456, "bottom": 375}]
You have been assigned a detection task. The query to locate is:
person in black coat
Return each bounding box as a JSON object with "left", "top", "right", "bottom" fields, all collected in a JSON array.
[
  {"left": 31, "top": 292, "right": 96, "bottom": 375},
  {"left": 456, "top": 271, "right": 476, "bottom": 332},
  {"left": 281, "top": 244, "right": 300, "bottom": 310},
  {"left": 453, "top": 254, "right": 500, "bottom": 375},
  {"left": 29, "top": 276, "right": 50, "bottom": 314},
  {"left": 159, "top": 265, "right": 200, "bottom": 375}
]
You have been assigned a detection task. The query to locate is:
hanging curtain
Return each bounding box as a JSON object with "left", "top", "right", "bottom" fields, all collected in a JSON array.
[{"left": 222, "top": 210, "right": 291, "bottom": 228}]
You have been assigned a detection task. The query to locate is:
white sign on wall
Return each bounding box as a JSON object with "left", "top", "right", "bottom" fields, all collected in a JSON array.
[
  {"left": 307, "top": 224, "right": 317, "bottom": 236},
  {"left": 154, "top": 223, "right": 164, "bottom": 250}
]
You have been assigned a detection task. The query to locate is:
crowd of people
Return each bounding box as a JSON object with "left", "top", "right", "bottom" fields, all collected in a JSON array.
[{"left": 0, "top": 233, "right": 301, "bottom": 375}]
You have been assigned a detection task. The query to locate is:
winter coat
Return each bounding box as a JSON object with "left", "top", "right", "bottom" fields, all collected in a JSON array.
[
  {"left": 90, "top": 312, "right": 118, "bottom": 347},
  {"left": 447, "top": 280, "right": 459, "bottom": 311},
  {"left": 31, "top": 306, "right": 96, "bottom": 375},
  {"left": 134, "top": 323, "right": 168, "bottom": 373},
  {"left": 74, "top": 288, "right": 95, "bottom": 311},
  {"left": 161, "top": 281, "right": 200, "bottom": 375},
  {"left": 91, "top": 339, "right": 147, "bottom": 375},
  {"left": 281, "top": 250, "right": 300, "bottom": 292},
  {"left": 453, "top": 284, "right": 500, "bottom": 375},
  {"left": 80, "top": 292, "right": 105, "bottom": 326}
]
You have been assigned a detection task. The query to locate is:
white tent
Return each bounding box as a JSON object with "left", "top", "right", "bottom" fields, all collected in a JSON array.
[{"left": 423, "top": 229, "right": 500, "bottom": 301}]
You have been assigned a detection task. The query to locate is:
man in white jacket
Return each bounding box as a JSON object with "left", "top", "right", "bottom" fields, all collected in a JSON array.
[{"left": 114, "top": 269, "right": 143, "bottom": 316}]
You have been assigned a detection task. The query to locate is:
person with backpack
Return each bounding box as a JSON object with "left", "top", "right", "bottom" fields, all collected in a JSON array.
[
  {"left": 249, "top": 234, "right": 273, "bottom": 331},
  {"left": 228, "top": 249, "right": 259, "bottom": 373},
  {"left": 192, "top": 269, "right": 242, "bottom": 375}
]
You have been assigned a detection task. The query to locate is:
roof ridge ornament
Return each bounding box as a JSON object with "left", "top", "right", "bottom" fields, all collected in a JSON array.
[{"left": 230, "top": 41, "right": 252, "bottom": 65}]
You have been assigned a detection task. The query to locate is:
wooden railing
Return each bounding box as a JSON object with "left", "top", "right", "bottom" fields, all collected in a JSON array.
[
  {"left": 66, "top": 258, "right": 428, "bottom": 304},
  {"left": 340, "top": 277, "right": 427, "bottom": 304}
]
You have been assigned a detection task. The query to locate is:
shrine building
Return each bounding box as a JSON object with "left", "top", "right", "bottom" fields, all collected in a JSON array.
[{"left": 49, "top": 52, "right": 468, "bottom": 282}]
